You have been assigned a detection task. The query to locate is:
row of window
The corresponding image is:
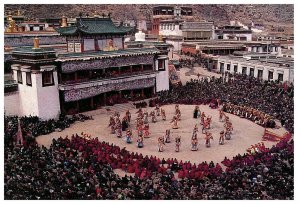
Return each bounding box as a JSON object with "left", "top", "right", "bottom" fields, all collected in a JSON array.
[
  {"left": 153, "top": 25, "right": 159, "bottom": 30},
  {"left": 160, "top": 24, "right": 175, "bottom": 30},
  {"left": 251, "top": 46, "right": 279, "bottom": 52},
  {"left": 17, "top": 70, "right": 54, "bottom": 87},
  {"left": 220, "top": 63, "right": 284, "bottom": 81}
]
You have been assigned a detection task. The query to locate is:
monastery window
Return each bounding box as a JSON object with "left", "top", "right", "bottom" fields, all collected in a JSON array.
[
  {"left": 250, "top": 68, "right": 254, "bottom": 77},
  {"left": 226, "top": 64, "right": 231, "bottom": 71},
  {"left": 268, "top": 71, "right": 273, "bottom": 80},
  {"left": 42, "top": 71, "right": 54, "bottom": 87},
  {"left": 234, "top": 65, "right": 238, "bottom": 73},
  {"left": 220, "top": 63, "right": 224, "bottom": 73},
  {"left": 26, "top": 72, "right": 32, "bottom": 86},
  {"left": 278, "top": 73, "right": 283, "bottom": 82},
  {"left": 17, "top": 70, "right": 23, "bottom": 84},
  {"left": 242, "top": 67, "right": 247, "bottom": 75},
  {"left": 258, "top": 70, "right": 263, "bottom": 79},
  {"left": 158, "top": 59, "right": 165, "bottom": 71}
]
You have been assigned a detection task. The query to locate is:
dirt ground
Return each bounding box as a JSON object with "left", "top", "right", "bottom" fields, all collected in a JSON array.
[{"left": 36, "top": 104, "right": 287, "bottom": 165}]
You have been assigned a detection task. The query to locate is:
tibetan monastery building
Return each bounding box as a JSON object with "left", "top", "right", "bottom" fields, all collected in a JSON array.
[{"left": 7, "top": 16, "right": 170, "bottom": 119}]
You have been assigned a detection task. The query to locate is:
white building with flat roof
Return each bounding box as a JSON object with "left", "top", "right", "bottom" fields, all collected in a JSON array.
[{"left": 217, "top": 54, "right": 293, "bottom": 83}]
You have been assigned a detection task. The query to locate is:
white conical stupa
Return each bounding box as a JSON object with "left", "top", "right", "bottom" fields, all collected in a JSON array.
[{"left": 135, "top": 30, "right": 145, "bottom": 42}]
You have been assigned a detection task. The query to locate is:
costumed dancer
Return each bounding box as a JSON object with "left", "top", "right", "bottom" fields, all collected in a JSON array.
[
  {"left": 126, "top": 110, "right": 131, "bottom": 123},
  {"left": 137, "top": 125, "right": 144, "bottom": 138},
  {"left": 122, "top": 116, "right": 129, "bottom": 131},
  {"left": 193, "top": 105, "right": 200, "bottom": 119},
  {"left": 202, "top": 116, "right": 212, "bottom": 133},
  {"left": 165, "top": 129, "right": 171, "bottom": 143},
  {"left": 116, "top": 125, "right": 122, "bottom": 138},
  {"left": 136, "top": 109, "right": 144, "bottom": 122},
  {"left": 205, "top": 131, "right": 213, "bottom": 147},
  {"left": 200, "top": 112, "right": 206, "bottom": 125},
  {"left": 143, "top": 124, "right": 150, "bottom": 138},
  {"left": 114, "top": 111, "right": 120, "bottom": 118},
  {"left": 136, "top": 118, "right": 144, "bottom": 130},
  {"left": 155, "top": 104, "right": 161, "bottom": 116},
  {"left": 150, "top": 111, "right": 157, "bottom": 123},
  {"left": 205, "top": 116, "right": 212, "bottom": 129},
  {"left": 175, "top": 136, "right": 181, "bottom": 152},
  {"left": 158, "top": 136, "right": 165, "bottom": 152},
  {"left": 108, "top": 116, "right": 116, "bottom": 134},
  {"left": 126, "top": 129, "right": 133, "bottom": 144},
  {"left": 170, "top": 116, "right": 179, "bottom": 129},
  {"left": 191, "top": 135, "right": 198, "bottom": 151},
  {"left": 219, "top": 109, "right": 224, "bottom": 122},
  {"left": 143, "top": 111, "right": 149, "bottom": 124},
  {"left": 161, "top": 108, "right": 166, "bottom": 121},
  {"left": 225, "top": 124, "right": 233, "bottom": 140},
  {"left": 175, "top": 105, "right": 181, "bottom": 120},
  {"left": 115, "top": 118, "right": 122, "bottom": 138},
  {"left": 219, "top": 130, "right": 225, "bottom": 145},
  {"left": 137, "top": 135, "right": 144, "bottom": 148},
  {"left": 136, "top": 108, "right": 143, "bottom": 115},
  {"left": 192, "top": 124, "right": 198, "bottom": 138}
]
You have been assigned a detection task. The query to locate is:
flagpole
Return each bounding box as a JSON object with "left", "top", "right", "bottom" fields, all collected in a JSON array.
[{"left": 16, "top": 118, "right": 24, "bottom": 147}]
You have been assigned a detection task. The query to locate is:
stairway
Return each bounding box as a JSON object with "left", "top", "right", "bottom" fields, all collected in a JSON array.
[{"left": 106, "top": 103, "right": 136, "bottom": 113}]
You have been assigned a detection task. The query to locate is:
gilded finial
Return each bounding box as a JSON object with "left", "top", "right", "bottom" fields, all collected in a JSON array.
[
  {"left": 33, "top": 37, "right": 40, "bottom": 49},
  {"left": 61, "top": 16, "right": 67, "bottom": 27}
]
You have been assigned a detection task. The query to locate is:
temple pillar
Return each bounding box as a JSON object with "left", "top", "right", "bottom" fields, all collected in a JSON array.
[
  {"left": 58, "top": 72, "right": 62, "bottom": 84},
  {"left": 118, "top": 67, "right": 121, "bottom": 75},
  {"left": 76, "top": 101, "right": 79, "bottom": 113},
  {"left": 141, "top": 89, "right": 145, "bottom": 97},
  {"left": 130, "top": 65, "right": 133, "bottom": 73},
  {"left": 75, "top": 72, "right": 78, "bottom": 81},
  {"left": 94, "top": 38, "right": 99, "bottom": 50},
  {"left": 141, "top": 64, "right": 144, "bottom": 72},
  {"left": 90, "top": 97, "right": 94, "bottom": 110},
  {"left": 104, "top": 93, "right": 107, "bottom": 106}
]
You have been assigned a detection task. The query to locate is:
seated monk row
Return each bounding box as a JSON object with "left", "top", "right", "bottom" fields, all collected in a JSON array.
[{"left": 223, "top": 103, "right": 276, "bottom": 128}]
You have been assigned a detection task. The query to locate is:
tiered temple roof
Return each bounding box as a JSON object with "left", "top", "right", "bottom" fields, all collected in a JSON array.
[
  {"left": 55, "top": 17, "right": 133, "bottom": 35},
  {"left": 56, "top": 48, "right": 160, "bottom": 62}
]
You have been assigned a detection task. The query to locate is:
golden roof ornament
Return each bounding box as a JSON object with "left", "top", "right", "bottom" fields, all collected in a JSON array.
[
  {"left": 33, "top": 37, "right": 40, "bottom": 49},
  {"left": 159, "top": 35, "right": 163, "bottom": 42},
  {"left": 61, "top": 16, "right": 67, "bottom": 27},
  {"left": 5, "top": 19, "right": 18, "bottom": 33},
  {"left": 7, "top": 14, "right": 13, "bottom": 21}
]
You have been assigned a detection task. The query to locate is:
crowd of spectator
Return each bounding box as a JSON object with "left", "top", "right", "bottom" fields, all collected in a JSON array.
[
  {"left": 4, "top": 73, "right": 294, "bottom": 200},
  {"left": 5, "top": 134, "right": 293, "bottom": 199},
  {"left": 4, "top": 114, "right": 93, "bottom": 148},
  {"left": 155, "top": 74, "right": 294, "bottom": 133}
]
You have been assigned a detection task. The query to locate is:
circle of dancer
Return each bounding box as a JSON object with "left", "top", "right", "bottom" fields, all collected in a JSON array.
[{"left": 107, "top": 104, "right": 235, "bottom": 153}]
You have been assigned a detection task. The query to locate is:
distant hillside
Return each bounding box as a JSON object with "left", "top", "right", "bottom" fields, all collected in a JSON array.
[{"left": 4, "top": 4, "right": 294, "bottom": 31}]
